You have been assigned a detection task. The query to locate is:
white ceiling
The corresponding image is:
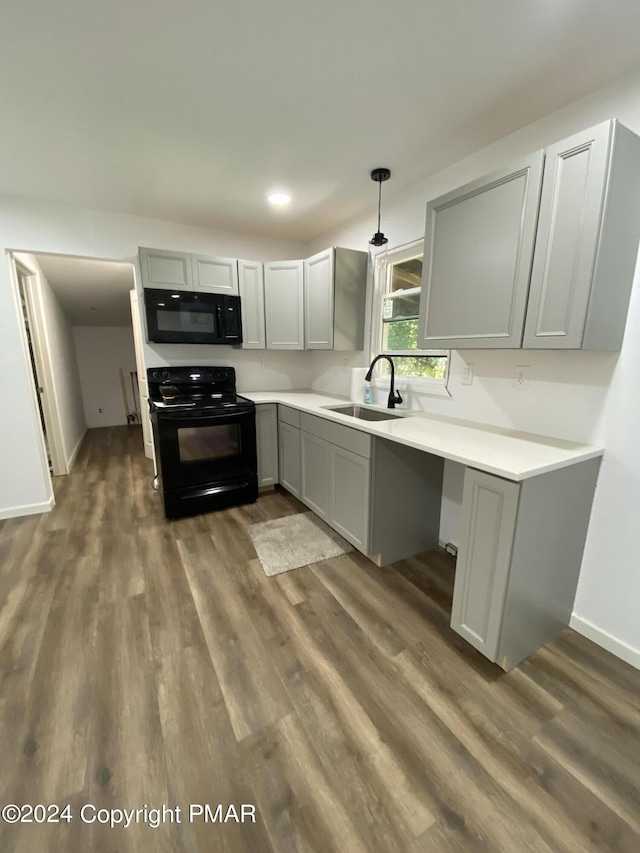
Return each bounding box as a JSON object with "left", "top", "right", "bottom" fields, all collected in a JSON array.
[
  {"left": 3, "top": 0, "right": 640, "bottom": 243},
  {"left": 34, "top": 254, "right": 135, "bottom": 326}
]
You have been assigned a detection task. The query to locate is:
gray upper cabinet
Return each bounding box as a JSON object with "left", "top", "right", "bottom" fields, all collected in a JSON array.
[
  {"left": 523, "top": 120, "right": 640, "bottom": 350},
  {"left": 139, "top": 247, "right": 194, "bottom": 291},
  {"left": 304, "top": 247, "right": 368, "bottom": 350},
  {"left": 418, "top": 119, "right": 640, "bottom": 351},
  {"left": 417, "top": 152, "right": 544, "bottom": 349},
  {"left": 264, "top": 260, "right": 305, "bottom": 350},
  {"left": 191, "top": 255, "right": 239, "bottom": 295},
  {"left": 238, "top": 260, "right": 266, "bottom": 349}
]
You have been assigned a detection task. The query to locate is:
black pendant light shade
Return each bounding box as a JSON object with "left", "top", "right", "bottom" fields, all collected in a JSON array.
[{"left": 370, "top": 167, "right": 391, "bottom": 247}]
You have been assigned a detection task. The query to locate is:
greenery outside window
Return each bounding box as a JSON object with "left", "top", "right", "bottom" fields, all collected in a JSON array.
[{"left": 372, "top": 240, "right": 449, "bottom": 389}]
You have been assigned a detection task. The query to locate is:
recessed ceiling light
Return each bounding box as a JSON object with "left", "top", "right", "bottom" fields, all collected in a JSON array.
[{"left": 268, "top": 191, "right": 291, "bottom": 206}]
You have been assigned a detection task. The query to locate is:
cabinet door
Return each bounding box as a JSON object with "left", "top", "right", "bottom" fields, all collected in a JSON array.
[
  {"left": 264, "top": 260, "right": 304, "bottom": 350},
  {"left": 329, "top": 445, "right": 370, "bottom": 552},
  {"left": 301, "top": 432, "right": 330, "bottom": 519},
  {"left": 451, "top": 469, "right": 520, "bottom": 661},
  {"left": 278, "top": 421, "right": 301, "bottom": 497},
  {"left": 238, "top": 260, "right": 266, "bottom": 349},
  {"left": 304, "top": 248, "right": 334, "bottom": 349},
  {"left": 256, "top": 404, "right": 278, "bottom": 487},
  {"left": 523, "top": 122, "right": 612, "bottom": 349},
  {"left": 192, "top": 255, "right": 239, "bottom": 295},
  {"left": 139, "top": 247, "right": 193, "bottom": 291},
  {"left": 418, "top": 153, "right": 544, "bottom": 349}
]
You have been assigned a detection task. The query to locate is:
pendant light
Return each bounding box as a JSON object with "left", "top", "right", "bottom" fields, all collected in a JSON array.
[{"left": 369, "top": 167, "right": 391, "bottom": 247}]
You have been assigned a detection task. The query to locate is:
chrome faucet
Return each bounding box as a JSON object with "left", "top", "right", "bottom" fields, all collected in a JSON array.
[{"left": 365, "top": 355, "right": 403, "bottom": 409}]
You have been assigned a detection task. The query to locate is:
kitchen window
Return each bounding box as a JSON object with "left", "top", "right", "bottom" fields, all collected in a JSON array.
[{"left": 371, "top": 240, "right": 449, "bottom": 391}]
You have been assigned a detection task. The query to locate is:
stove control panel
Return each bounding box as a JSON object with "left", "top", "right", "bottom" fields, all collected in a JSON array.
[{"left": 148, "top": 366, "right": 235, "bottom": 386}]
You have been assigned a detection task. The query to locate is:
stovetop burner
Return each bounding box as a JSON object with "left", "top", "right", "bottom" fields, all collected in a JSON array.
[{"left": 147, "top": 366, "right": 253, "bottom": 413}]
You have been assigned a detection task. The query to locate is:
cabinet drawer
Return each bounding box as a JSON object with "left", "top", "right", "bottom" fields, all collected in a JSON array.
[
  {"left": 300, "top": 413, "right": 371, "bottom": 459},
  {"left": 278, "top": 405, "right": 301, "bottom": 428}
]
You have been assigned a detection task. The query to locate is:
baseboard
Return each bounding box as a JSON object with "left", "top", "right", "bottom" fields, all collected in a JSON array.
[
  {"left": 0, "top": 495, "right": 55, "bottom": 520},
  {"left": 67, "top": 428, "right": 87, "bottom": 472},
  {"left": 569, "top": 613, "right": 640, "bottom": 671}
]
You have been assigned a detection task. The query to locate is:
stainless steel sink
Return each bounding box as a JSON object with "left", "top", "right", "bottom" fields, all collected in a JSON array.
[{"left": 324, "top": 404, "right": 406, "bottom": 421}]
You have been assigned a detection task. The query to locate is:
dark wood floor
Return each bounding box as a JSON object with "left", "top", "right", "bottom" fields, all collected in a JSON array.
[{"left": 1, "top": 426, "right": 639, "bottom": 852}]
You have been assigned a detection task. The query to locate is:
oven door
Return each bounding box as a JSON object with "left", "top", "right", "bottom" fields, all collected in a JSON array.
[{"left": 154, "top": 407, "right": 257, "bottom": 491}]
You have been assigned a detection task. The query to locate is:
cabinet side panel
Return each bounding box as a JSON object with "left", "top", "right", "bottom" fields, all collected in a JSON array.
[
  {"left": 497, "top": 457, "right": 601, "bottom": 670},
  {"left": 333, "top": 248, "right": 368, "bottom": 351},
  {"left": 583, "top": 122, "right": 640, "bottom": 349},
  {"left": 369, "top": 439, "right": 443, "bottom": 566},
  {"left": 451, "top": 470, "right": 520, "bottom": 661}
]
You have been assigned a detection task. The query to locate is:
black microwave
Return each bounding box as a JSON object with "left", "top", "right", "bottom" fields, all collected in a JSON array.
[{"left": 144, "top": 288, "right": 243, "bottom": 345}]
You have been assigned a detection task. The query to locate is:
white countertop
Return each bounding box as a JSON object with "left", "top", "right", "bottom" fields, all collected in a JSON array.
[{"left": 242, "top": 390, "right": 604, "bottom": 481}]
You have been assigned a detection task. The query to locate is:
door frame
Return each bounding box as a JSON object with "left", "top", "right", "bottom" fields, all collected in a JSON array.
[{"left": 11, "top": 255, "right": 69, "bottom": 476}]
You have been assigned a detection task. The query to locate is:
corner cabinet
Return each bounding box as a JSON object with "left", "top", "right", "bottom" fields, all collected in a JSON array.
[
  {"left": 451, "top": 460, "right": 601, "bottom": 670},
  {"left": 418, "top": 119, "right": 640, "bottom": 351},
  {"left": 264, "top": 261, "right": 305, "bottom": 350},
  {"left": 304, "top": 248, "right": 368, "bottom": 350}
]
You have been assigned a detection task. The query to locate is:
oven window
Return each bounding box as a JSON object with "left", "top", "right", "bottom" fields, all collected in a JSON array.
[
  {"left": 157, "top": 309, "right": 214, "bottom": 334},
  {"left": 177, "top": 424, "right": 240, "bottom": 462}
]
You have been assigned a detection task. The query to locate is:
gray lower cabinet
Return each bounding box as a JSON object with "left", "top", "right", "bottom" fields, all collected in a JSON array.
[
  {"left": 255, "top": 404, "right": 278, "bottom": 487},
  {"left": 451, "top": 460, "right": 601, "bottom": 670},
  {"left": 300, "top": 432, "right": 330, "bottom": 520},
  {"left": 299, "top": 413, "right": 371, "bottom": 549},
  {"left": 329, "top": 444, "right": 370, "bottom": 551},
  {"left": 278, "top": 406, "right": 301, "bottom": 497}
]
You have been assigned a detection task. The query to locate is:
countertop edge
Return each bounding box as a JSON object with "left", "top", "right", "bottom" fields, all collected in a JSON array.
[{"left": 242, "top": 390, "right": 605, "bottom": 481}]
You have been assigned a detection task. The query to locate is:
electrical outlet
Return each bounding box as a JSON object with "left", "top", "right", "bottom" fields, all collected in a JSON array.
[
  {"left": 513, "top": 365, "right": 530, "bottom": 390},
  {"left": 98, "top": 408, "right": 103, "bottom": 413},
  {"left": 461, "top": 363, "right": 474, "bottom": 386}
]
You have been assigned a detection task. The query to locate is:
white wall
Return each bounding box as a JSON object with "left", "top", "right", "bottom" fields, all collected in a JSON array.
[
  {"left": 305, "top": 68, "right": 640, "bottom": 667},
  {"left": 18, "top": 254, "right": 86, "bottom": 471},
  {"left": 0, "top": 199, "right": 306, "bottom": 518},
  {"left": 73, "top": 326, "right": 138, "bottom": 427}
]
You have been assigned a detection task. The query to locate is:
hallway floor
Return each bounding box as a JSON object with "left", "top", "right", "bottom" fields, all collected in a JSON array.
[{"left": 0, "top": 426, "right": 638, "bottom": 852}]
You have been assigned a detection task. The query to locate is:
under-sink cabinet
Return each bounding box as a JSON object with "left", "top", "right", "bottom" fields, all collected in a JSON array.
[{"left": 418, "top": 119, "right": 640, "bottom": 350}]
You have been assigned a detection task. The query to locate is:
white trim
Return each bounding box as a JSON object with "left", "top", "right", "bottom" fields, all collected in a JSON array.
[
  {"left": 67, "top": 427, "right": 87, "bottom": 472},
  {"left": 0, "top": 496, "right": 55, "bottom": 521},
  {"left": 569, "top": 613, "right": 640, "bottom": 671}
]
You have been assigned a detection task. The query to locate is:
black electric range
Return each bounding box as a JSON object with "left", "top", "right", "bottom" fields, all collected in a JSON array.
[{"left": 147, "top": 366, "right": 258, "bottom": 519}]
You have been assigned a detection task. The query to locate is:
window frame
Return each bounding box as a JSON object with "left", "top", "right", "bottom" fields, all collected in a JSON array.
[{"left": 369, "top": 239, "right": 450, "bottom": 397}]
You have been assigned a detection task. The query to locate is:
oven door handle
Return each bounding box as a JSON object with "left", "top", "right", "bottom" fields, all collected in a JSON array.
[{"left": 157, "top": 408, "right": 254, "bottom": 422}]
